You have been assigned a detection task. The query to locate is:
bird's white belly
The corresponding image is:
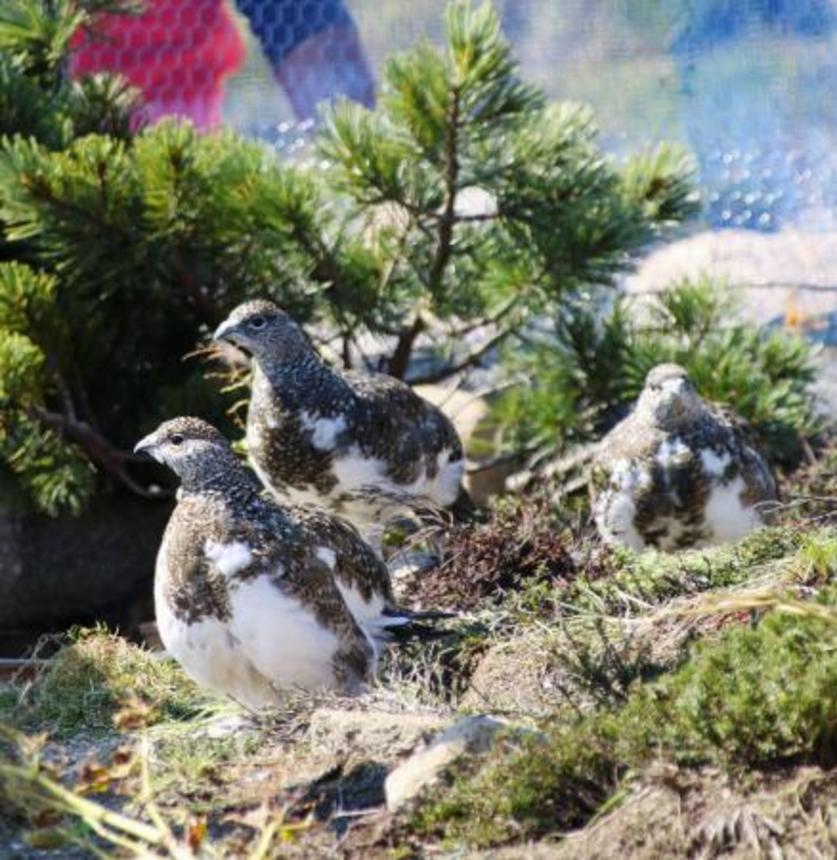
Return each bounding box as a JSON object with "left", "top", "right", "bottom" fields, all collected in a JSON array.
[
  {"left": 227, "top": 576, "right": 343, "bottom": 692},
  {"left": 154, "top": 567, "right": 277, "bottom": 709},
  {"left": 331, "top": 445, "right": 463, "bottom": 516},
  {"left": 698, "top": 475, "right": 764, "bottom": 546},
  {"left": 340, "top": 445, "right": 462, "bottom": 502}
]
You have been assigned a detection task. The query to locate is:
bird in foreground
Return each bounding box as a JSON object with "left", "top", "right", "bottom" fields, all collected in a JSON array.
[
  {"left": 134, "top": 417, "right": 440, "bottom": 708},
  {"left": 591, "top": 364, "right": 778, "bottom": 551},
  {"left": 213, "top": 300, "right": 473, "bottom": 539}
]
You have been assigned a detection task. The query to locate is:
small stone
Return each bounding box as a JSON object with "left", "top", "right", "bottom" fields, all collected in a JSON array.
[{"left": 384, "top": 715, "right": 506, "bottom": 812}]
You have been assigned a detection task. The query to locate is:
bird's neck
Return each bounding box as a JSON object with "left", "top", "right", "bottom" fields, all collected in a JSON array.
[
  {"left": 178, "top": 460, "right": 260, "bottom": 500},
  {"left": 254, "top": 352, "right": 350, "bottom": 411}
]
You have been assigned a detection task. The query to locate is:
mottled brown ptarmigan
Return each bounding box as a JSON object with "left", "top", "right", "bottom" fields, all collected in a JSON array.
[
  {"left": 213, "top": 300, "right": 474, "bottom": 538},
  {"left": 591, "top": 364, "right": 778, "bottom": 551},
  {"left": 134, "top": 417, "right": 441, "bottom": 708}
]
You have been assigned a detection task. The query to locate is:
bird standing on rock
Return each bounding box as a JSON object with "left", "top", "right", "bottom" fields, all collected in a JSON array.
[
  {"left": 134, "top": 417, "right": 438, "bottom": 708},
  {"left": 213, "top": 300, "right": 473, "bottom": 539},
  {"left": 591, "top": 364, "right": 778, "bottom": 551}
]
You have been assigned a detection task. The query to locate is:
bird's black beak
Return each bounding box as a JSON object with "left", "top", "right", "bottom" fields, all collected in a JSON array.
[
  {"left": 133, "top": 433, "right": 161, "bottom": 462},
  {"left": 213, "top": 319, "right": 239, "bottom": 344}
]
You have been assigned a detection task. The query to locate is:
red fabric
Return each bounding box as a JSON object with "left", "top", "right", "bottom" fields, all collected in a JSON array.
[{"left": 70, "top": 0, "right": 246, "bottom": 130}]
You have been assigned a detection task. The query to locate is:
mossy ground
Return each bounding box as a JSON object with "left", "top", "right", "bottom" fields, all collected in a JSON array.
[{"left": 0, "top": 485, "right": 835, "bottom": 857}]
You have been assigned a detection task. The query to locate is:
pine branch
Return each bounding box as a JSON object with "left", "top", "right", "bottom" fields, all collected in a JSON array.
[
  {"left": 428, "top": 84, "right": 462, "bottom": 300},
  {"left": 409, "top": 319, "right": 516, "bottom": 385},
  {"left": 445, "top": 294, "right": 521, "bottom": 338},
  {"left": 387, "top": 315, "right": 426, "bottom": 379},
  {"left": 31, "top": 406, "right": 163, "bottom": 498}
]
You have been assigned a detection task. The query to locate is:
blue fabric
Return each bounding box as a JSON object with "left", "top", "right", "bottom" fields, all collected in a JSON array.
[
  {"left": 236, "top": 0, "right": 353, "bottom": 67},
  {"left": 672, "top": 0, "right": 833, "bottom": 56}
]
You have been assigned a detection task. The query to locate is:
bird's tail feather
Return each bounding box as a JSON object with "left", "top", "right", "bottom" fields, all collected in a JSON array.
[
  {"left": 382, "top": 606, "right": 456, "bottom": 622},
  {"left": 379, "top": 621, "right": 451, "bottom": 643},
  {"left": 448, "top": 486, "right": 481, "bottom": 523}
]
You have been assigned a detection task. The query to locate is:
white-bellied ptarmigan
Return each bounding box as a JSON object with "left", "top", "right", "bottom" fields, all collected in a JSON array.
[
  {"left": 134, "top": 417, "right": 440, "bottom": 708},
  {"left": 591, "top": 364, "right": 778, "bottom": 551},
  {"left": 213, "top": 300, "right": 473, "bottom": 537}
]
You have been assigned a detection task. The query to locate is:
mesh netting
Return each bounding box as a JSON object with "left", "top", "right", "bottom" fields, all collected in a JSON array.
[
  {"left": 68, "top": 0, "right": 837, "bottom": 235},
  {"left": 69, "top": 0, "right": 373, "bottom": 130}
]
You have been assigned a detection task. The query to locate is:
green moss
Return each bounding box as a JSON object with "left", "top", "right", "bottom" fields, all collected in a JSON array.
[
  {"left": 618, "top": 587, "right": 837, "bottom": 767},
  {"left": 795, "top": 532, "right": 837, "bottom": 582},
  {"left": 149, "top": 727, "right": 265, "bottom": 814},
  {"left": 411, "top": 587, "right": 837, "bottom": 848},
  {"left": 570, "top": 526, "right": 806, "bottom": 614},
  {"left": 11, "top": 628, "right": 211, "bottom": 736}
]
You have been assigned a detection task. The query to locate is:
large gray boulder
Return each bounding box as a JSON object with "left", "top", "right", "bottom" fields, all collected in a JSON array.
[{"left": 0, "top": 485, "right": 171, "bottom": 640}]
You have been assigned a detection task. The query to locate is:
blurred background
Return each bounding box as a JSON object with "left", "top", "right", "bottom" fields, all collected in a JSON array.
[
  {"left": 223, "top": 0, "right": 837, "bottom": 342},
  {"left": 228, "top": 0, "right": 837, "bottom": 234}
]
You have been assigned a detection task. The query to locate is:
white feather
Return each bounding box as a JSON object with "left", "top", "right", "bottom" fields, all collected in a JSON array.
[
  {"left": 154, "top": 547, "right": 277, "bottom": 708},
  {"left": 594, "top": 458, "right": 652, "bottom": 551},
  {"left": 700, "top": 448, "right": 732, "bottom": 477},
  {"left": 204, "top": 540, "right": 252, "bottom": 578},
  {"left": 700, "top": 477, "right": 763, "bottom": 545},
  {"left": 300, "top": 411, "right": 347, "bottom": 451},
  {"left": 315, "top": 546, "right": 337, "bottom": 569},
  {"left": 227, "top": 575, "right": 343, "bottom": 692}
]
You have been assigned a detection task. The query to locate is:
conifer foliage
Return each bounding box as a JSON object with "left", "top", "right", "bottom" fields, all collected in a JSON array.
[
  {"left": 496, "top": 277, "right": 821, "bottom": 471},
  {"left": 0, "top": 0, "right": 696, "bottom": 515}
]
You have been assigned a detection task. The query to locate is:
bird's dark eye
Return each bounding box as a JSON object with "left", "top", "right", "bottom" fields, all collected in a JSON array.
[
  {"left": 249, "top": 316, "right": 266, "bottom": 330},
  {"left": 170, "top": 433, "right": 184, "bottom": 446}
]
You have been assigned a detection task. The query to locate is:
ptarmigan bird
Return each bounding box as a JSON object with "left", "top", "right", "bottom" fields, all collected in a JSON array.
[
  {"left": 213, "top": 300, "right": 473, "bottom": 536},
  {"left": 134, "top": 417, "right": 438, "bottom": 708},
  {"left": 591, "top": 364, "right": 778, "bottom": 551}
]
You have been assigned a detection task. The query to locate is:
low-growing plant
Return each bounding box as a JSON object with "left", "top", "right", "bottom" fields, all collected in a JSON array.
[
  {"left": 409, "top": 494, "right": 579, "bottom": 611},
  {"left": 567, "top": 525, "right": 805, "bottom": 617},
  {"left": 411, "top": 585, "right": 837, "bottom": 848},
  {"left": 10, "top": 627, "right": 210, "bottom": 736}
]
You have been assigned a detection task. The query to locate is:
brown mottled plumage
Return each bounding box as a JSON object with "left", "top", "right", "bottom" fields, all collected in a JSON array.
[
  {"left": 213, "top": 300, "right": 472, "bottom": 537},
  {"left": 134, "top": 417, "right": 429, "bottom": 707},
  {"left": 591, "top": 365, "right": 778, "bottom": 551}
]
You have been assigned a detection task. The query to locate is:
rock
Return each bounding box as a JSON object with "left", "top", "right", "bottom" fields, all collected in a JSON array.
[
  {"left": 625, "top": 228, "right": 837, "bottom": 329},
  {"left": 306, "top": 708, "right": 448, "bottom": 764},
  {"left": 0, "top": 485, "right": 171, "bottom": 643},
  {"left": 460, "top": 634, "right": 563, "bottom": 717},
  {"left": 385, "top": 715, "right": 506, "bottom": 812}
]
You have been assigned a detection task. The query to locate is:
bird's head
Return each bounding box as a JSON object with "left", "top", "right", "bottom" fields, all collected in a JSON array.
[
  {"left": 636, "top": 364, "right": 703, "bottom": 428},
  {"left": 213, "top": 300, "right": 311, "bottom": 367},
  {"left": 134, "top": 417, "right": 238, "bottom": 487}
]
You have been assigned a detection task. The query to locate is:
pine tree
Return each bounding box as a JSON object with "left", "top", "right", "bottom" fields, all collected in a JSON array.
[{"left": 0, "top": 0, "right": 696, "bottom": 515}]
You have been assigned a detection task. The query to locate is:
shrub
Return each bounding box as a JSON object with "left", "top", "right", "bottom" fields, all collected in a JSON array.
[{"left": 0, "top": 0, "right": 695, "bottom": 514}]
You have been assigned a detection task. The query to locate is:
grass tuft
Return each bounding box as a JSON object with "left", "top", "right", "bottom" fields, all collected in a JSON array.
[{"left": 11, "top": 627, "right": 210, "bottom": 736}]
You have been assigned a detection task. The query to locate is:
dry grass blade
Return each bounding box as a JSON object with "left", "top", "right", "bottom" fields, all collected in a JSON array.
[
  {"left": 675, "top": 590, "right": 837, "bottom": 627},
  {"left": 0, "top": 753, "right": 163, "bottom": 850}
]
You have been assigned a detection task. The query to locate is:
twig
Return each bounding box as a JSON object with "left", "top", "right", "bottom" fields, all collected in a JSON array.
[
  {"left": 408, "top": 322, "right": 517, "bottom": 385},
  {"left": 427, "top": 83, "right": 462, "bottom": 301},
  {"left": 31, "top": 406, "right": 166, "bottom": 499},
  {"left": 387, "top": 314, "right": 426, "bottom": 379},
  {"left": 445, "top": 295, "right": 521, "bottom": 338},
  {"left": 0, "top": 762, "right": 162, "bottom": 845}
]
